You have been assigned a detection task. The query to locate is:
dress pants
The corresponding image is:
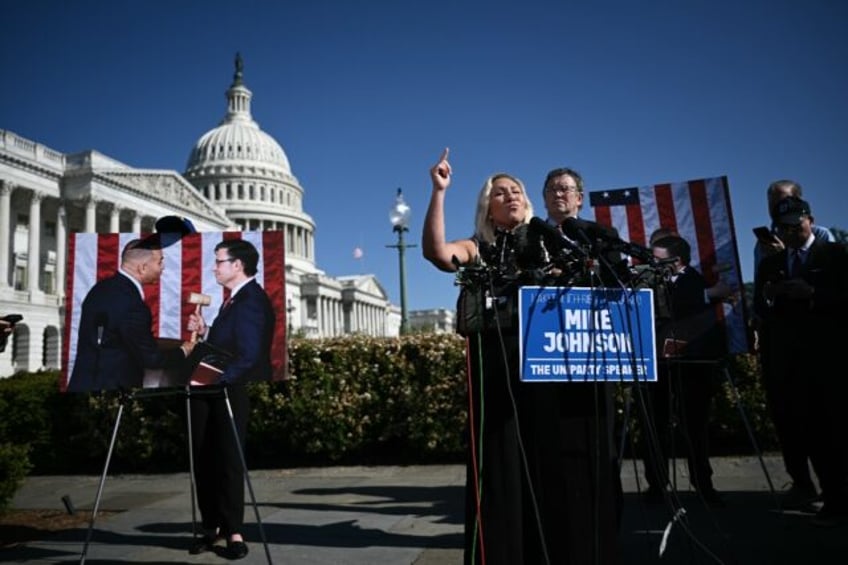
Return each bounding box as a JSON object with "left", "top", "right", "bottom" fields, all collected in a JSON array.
[
  {"left": 759, "top": 327, "right": 816, "bottom": 490},
  {"left": 189, "top": 384, "right": 250, "bottom": 537},
  {"left": 643, "top": 361, "right": 716, "bottom": 492}
]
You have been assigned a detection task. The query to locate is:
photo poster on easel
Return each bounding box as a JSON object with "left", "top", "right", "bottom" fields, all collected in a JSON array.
[
  {"left": 518, "top": 286, "right": 657, "bottom": 383},
  {"left": 60, "top": 231, "right": 288, "bottom": 392},
  {"left": 589, "top": 176, "right": 750, "bottom": 355}
]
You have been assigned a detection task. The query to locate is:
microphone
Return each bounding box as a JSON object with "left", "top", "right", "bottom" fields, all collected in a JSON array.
[
  {"left": 528, "top": 217, "right": 585, "bottom": 256},
  {"left": 561, "top": 217, "right": 617, "bottom": 244},
  {"left": 95, "top": 312, "right": 108, "bottom": 347},
  {"left": 561, "top": 217, "right": 654, "bottom": 263}
]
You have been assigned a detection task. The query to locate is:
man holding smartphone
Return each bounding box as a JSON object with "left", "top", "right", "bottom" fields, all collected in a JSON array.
[
  {"left": 754, "top": 192, "right": 848, "bottom": 526},
  {"left": 753, "top": 180, "right": 835, "bottom": 276}
]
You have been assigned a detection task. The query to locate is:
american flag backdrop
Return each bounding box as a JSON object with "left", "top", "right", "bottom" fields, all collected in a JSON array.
[
  {"left": 61, "top": 231, "right": 288, "bottom": 390},
  {"left": 589, "top": 176, "right": 750, "bottom": 354}
]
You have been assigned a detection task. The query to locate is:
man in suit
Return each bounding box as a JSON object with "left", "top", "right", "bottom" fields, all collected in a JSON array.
[
  {"left": 525, "top": 167, "right": 623, "bottom": 564},
  {"left": 754, "top": 196, "right": 848, "bottom": 526},
  {"left": 186, "top": 239, "right": 275, "bottom": 559},
  {"left": 67, "top": 236, "right": 194, "bottom": 392},
  {"left": 752, "top": 181, "right": 835, "bottom": 510},
  {"left": 642, "top": 235, "right": 726, "bottom": 507}
]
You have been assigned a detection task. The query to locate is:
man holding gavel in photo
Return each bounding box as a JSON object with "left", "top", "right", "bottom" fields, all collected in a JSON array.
[{"left": 185, "top": 239, "right": 275, "bottom": 560}]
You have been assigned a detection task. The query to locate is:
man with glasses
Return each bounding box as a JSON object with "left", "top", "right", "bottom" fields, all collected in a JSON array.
[
  {"left": 543, "top": 167, "right": 585, "bottom": 224},
  {"left": 527, "top": 167, "right": 625, "bottom": 561},
  {"left": 754, "top": 180, "right": 835, "bottom": 277},
  {"left": 542, "top": 168, "right": 630, "bottom": 286},
  {"left": 186, "top": 238, "right": 275, "bottom": 559},
  {"left": 755, "top": 196, "right": 848, "bottom": 527}
]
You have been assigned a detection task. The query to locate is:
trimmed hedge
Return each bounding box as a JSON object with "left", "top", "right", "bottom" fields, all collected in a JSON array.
[{"left": 0, "top": 334, "right": 775, "bottom": 509}]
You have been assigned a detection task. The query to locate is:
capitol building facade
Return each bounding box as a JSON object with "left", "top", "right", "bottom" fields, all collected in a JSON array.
[{"left": 0, "top": 57, "right": 456, "bottom": 378}]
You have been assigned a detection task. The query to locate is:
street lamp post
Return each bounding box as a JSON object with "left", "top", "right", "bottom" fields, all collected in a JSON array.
[
  {"left": 286, "top": 298, "right": 295, "bottom": 339},
  {"left": 387, "top": 188, "right": 416, "bottom": 335}
]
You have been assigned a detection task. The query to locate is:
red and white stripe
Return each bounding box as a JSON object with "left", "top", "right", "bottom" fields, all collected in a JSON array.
[
  {"left": 61, "top": 231, "right": 288, "bottom": 389},
  {"left": 590, "top": 177, "right": 750, "bottom": 354}
]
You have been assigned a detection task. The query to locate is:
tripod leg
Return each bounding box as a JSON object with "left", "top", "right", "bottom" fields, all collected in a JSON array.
[
  {"left": 223, "top": 387, "right": 273, "bottom": 565},
  {"left": 722, "top": 366, "right": 779, "bottom": 506},
  {"left": 185, "top": 386, "right": 199, "bottom": 540},
  {"left": 80, "top": 399, "right": 125, "bottom": 565}
]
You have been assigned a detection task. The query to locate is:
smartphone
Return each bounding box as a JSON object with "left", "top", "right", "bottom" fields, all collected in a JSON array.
[
  {"left": 1, "top": 314, "right": 23, "bottom": 324},
  {"left": 753, "top": 226, "right": 778, "bottom": 245}
]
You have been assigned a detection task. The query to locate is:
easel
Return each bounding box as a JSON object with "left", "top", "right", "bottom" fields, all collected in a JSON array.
[
  {"left": 621, "top": 358, "right": 779, "bottom": 504},
  {"left": 79, "top": 385, "right": 273, "bottom": 564}
]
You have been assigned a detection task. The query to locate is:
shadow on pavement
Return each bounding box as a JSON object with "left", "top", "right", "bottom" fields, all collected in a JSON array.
[{"left": 620, "top": 490, "right": 847, "bottom": 564}]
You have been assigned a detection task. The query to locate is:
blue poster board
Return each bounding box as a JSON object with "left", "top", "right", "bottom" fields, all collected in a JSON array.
[{"left": 518, "top": 286, "right": 657, "bottom": 383}]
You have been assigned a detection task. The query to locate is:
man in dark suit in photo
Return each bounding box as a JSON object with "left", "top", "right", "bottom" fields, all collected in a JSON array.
[
  {"left": 754, "top": 196, "right": 848, "bottom": 526},
  {"left": 67, "top": 236, "right": 195, "bottom": 392},
  {"left": 186, "top": 238, "right": 275, "bottom": 559}
]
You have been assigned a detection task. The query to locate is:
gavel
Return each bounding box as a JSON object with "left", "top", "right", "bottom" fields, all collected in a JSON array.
[{"left": 188, "top": 292, "right": 211, "bottom": 342}]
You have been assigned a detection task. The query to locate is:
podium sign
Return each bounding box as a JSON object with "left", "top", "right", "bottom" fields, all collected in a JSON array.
[{"left": 518, "top": 286, "right": 657, "bottom": 383}]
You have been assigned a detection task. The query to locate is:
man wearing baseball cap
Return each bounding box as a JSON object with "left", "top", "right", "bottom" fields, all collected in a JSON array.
[{"left": 754, "top": 195, "right": 848, "bottom": 527}]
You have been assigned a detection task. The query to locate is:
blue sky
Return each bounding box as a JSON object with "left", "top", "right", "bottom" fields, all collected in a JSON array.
[{"left": 2, "top": 0, "right": 846, "bottom": 311}]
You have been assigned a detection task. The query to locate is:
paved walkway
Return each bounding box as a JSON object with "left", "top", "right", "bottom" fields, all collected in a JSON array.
[{"left": 3, "top": 456, "right": 846, "bottom": 564}]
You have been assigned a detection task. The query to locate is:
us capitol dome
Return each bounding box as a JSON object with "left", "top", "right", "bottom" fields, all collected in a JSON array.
[
  {"left": 182, "top": 54, "right": 404, "bottom": 340},
  {"left": 184, "top": 53, "right": 315, "bottom": 278}
]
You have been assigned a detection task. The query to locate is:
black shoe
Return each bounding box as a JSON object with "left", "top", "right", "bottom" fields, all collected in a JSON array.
[
  {"left": 781, "top": 482, "right": 819, "bottom": 511},
  {"left": 189, "top": 534, "right": 217, "bottom": 555},
  {"left": 811, "top": 504, "right": 848, "bottom": 528},
  {"left": 226, "top": 539, "right": 249, "bottom": 560}
]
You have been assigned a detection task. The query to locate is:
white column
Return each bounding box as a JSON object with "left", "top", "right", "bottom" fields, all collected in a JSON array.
[
  {"left": 109, "top": 204, "right": 121, "bottom": 232},
  {"left": 335, "top": 299, "right": 340, "bottom": 336},
  {"left": 131, "top": 211, "right": 142, "bottom": 233},
  {"left": 85, "top": 197, "right": 97, "bottom": 232},
  {"left": 354, "top": 303, "right": 360, "bottom": 333},
  {"left": 56, "top": 204, "right": 67, "bottom": 297},
  {"left": 298, "top": 227, "right": 304, "bottom": 256},
  {"left": 0, "top": 182, "right": 11, "bottom": 287},
  {"left": 27, "top": 192, "right": 43, "bottom": 294}
]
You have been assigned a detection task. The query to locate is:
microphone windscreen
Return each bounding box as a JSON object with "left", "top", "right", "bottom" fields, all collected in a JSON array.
[
  {"left": 529, "top": 216, "right": 570, "bottom": 254},
  {"left": 561, "top": 217, "right": 617, "bottom": 241},
  {"left": 529, "top": 217, "right": 560, "bottom": 239},
  {"left": 560, "top": 217, "right": 584, "bottom": 241}
]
